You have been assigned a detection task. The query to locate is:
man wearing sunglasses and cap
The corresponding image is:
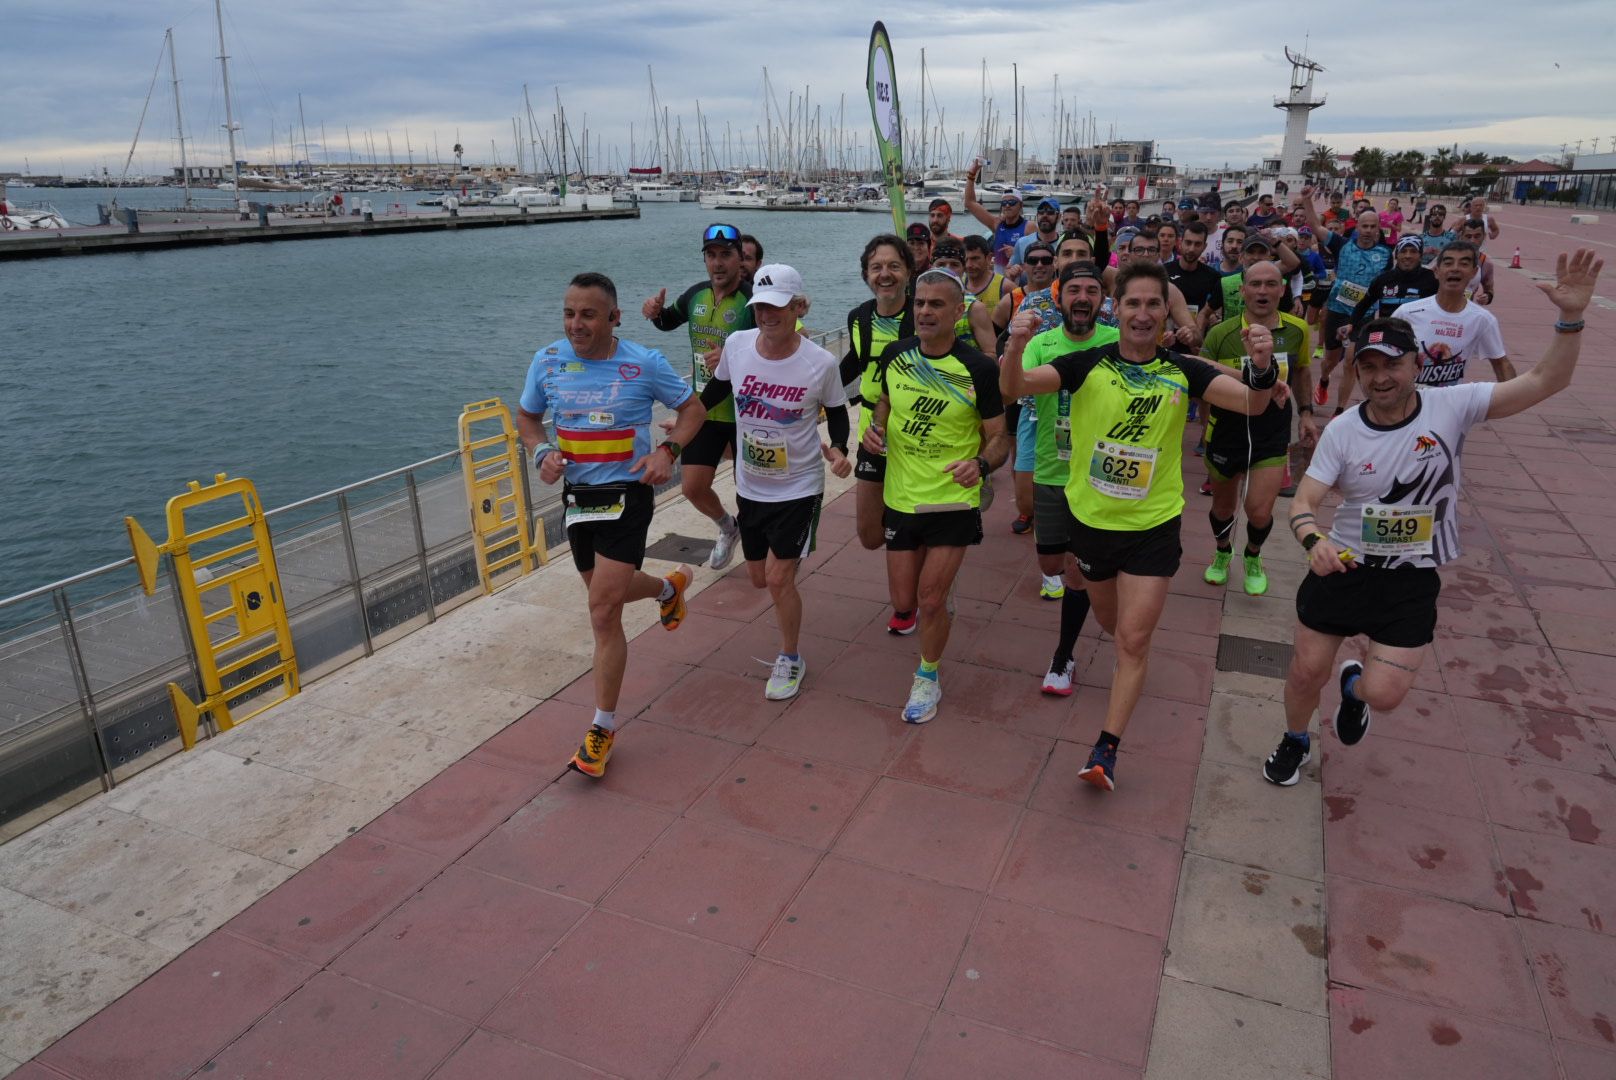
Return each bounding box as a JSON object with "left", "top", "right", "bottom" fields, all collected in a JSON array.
[
  {"left": 1264, "top": 249, "right": 1602, "bottom": 787},
  {"left": 1347, "top": 235, "right": 1438, "bottom": 335},
  {"left": 1006, "top": 197, "right": 1065, "bottom": 285},
  {"left": 963, "top": 162, "right": 1032, "bottom": 269},
  {"left": 643, "top": 223, "right": 754, "bottom": 570}
]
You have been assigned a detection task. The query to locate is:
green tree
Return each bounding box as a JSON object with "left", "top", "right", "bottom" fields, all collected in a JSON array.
[
  {"left": 1351, "top": 146, "right": 1387, "bottom": 189},
  {"left": 1431, "top": 147, "right": 1454, "bottom": 179},
  {"left": 1306, "top": 144, "right": 1337, "bottom": 178},
  {"left": 1460, "top": 151, "right": 1489, "bottom": 165}
]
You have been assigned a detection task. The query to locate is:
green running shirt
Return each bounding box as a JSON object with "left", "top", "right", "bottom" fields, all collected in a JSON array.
[
  {"left": 1050, "top": 343, "right": 1224, "bottom": 531},
  {"left": 1021, "top": 323, "right": 1121, "bottom": 487},
  {"left": 1202, "top": 312, "right": 1311, "bottom": 448},
  {"left": 877, "top": 337, "right": 1005, "bottom": 512},
  {"left": 652, "top": 280, "right": 755, "bottom": 422},
  {"left": 845, "top": 299, "right": 914, "bottom": 439}
]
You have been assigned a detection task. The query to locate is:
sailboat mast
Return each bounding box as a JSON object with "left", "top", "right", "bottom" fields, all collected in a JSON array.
[
  {"left": 298, "top": 93, "right": 309, "bottom": 175},
  {"left": 166, "top": 29, "right": 192, "bottom": 207},
  {"left": 214, "top": 0, "right": 240, "bottom": 191},
  {"left": 919, "top": 48, "right": 927, "bottom": 174},
  {"left": 1012, "top": 63, "right": 1019, "bottom": 187}
]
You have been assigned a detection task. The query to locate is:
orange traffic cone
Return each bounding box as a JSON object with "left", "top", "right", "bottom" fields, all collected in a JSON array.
[{"left": 1510, "top": 246, "right": 1522, "bottom": 269}]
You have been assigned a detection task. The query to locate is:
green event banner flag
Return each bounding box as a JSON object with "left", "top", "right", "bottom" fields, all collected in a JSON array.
[{"left": 866, "top": 22, "right": 906, "bottom": 234}]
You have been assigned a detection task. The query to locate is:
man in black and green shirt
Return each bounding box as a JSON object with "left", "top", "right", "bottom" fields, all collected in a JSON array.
[
  {"left": 1199, "top": 260, "right": 1316, "bottom": 596},
  {"left": 644, "top": 222, "right": 755, "bottom": 569},
  {"left": 1004, "top": 261, "right": 1279, "bottom": 791},
  {"left": 861, "top": 269, "right": 1010, "bottom": 726},
  {"left": 1002, "top": 261, "right": 1119, "bottom": 696}
]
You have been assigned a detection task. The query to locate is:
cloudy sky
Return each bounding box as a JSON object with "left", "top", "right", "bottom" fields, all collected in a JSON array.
[{"left": 4, "top": 0, "right": 1614, "bottom": 178}]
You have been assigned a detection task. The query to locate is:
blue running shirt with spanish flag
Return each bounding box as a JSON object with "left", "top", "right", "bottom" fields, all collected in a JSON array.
[{"left": 519, "top": 338, "right": 692, "bottom": 486}]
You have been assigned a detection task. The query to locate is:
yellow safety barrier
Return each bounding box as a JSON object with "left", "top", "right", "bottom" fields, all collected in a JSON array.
[
  {"left": 458, "top": 397, "right": 545, "bottom": 594},
  {"left": 125, "top": 473, "right": 298, "bottom": 749}
]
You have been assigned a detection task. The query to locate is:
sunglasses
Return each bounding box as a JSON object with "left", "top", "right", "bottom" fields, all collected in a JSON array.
[
  {"left": 1024, "top": 256, "right": 1054, "bottom": 266},
  {"left": 702, "top": 223, "right": 740, "bottom": 243}
]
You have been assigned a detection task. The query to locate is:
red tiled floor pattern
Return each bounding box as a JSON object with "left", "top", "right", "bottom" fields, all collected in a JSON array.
[{"left": 22, "top": 202, "right": 1616, "bottom": 1079}]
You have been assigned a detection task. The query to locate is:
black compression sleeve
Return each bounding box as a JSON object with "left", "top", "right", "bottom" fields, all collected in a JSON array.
[
  {"left": 825, "top": 405, "right": 850, "bottom": 450},
  {"left": 699, "top": 376, "right": 732, "bottom": 410}
]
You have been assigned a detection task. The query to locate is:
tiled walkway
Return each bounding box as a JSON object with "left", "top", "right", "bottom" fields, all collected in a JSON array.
[{"left": 10, "top": 204, "right": 1616, "bottom": 1079}]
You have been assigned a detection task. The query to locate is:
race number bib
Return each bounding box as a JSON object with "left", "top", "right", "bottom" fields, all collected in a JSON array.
[
  {"left": 1088, "top": 440, "right": 1156, "bottom": 500},
  {"left": 741, "top": 428, "right": 789, "bottom": 476},
  {"left": 1359, "top": 504, "right": 1434, "bottom": 556},
  {"left": 691, "top": 350, "right": 711, "bottom": 392},
  {"left": 564, "top": 489, "right": 626, "bottom": 528},
  {"left": 1336, "top": 280, "right": 1369, "bottom": 306},
  {"left": 1055, "top": 393, "right": 1073, "bottom": 461}
]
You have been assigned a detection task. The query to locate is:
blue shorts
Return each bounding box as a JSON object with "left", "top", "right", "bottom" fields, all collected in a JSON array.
[{"left": 1015, "top": 402, "right": 1037, "bottom": 474}]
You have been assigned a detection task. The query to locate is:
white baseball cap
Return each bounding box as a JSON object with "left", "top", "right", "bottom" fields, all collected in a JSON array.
[{"left": 748, "top": 264, "right": 804, "bottom": 307}]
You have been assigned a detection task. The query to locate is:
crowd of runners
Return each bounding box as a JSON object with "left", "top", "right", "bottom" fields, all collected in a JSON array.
[{"left": 513, "top": 182, "right": 1601, "bottom": 796}]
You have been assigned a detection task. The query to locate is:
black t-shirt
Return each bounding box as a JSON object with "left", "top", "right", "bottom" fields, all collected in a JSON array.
[
  {"left": 1166, "top": 259, "right": 1222, "bottom": 314},
  {"left": 1349, "top": 266, "right": 1440, "bottom": 326}
]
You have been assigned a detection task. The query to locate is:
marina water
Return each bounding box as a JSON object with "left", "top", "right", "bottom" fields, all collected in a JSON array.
[{"left": 1, "top": 192, "right": 893, "bottom": 605}]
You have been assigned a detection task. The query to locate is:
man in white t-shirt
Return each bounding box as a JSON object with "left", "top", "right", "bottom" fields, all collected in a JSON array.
[
  {"left": 1261, "top": 248, "right": 1601, "bottom": 787},
  {"left": 702, "top": 264, "right": 852, "bottom": 700},
  {"left": 1399, "top": 239, "right": 1514, "bottom": 388}
]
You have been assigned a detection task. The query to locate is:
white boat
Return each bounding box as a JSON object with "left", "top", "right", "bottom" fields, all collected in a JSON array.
[
  {"left": 700, "top": 181, "right": 772, "bottom": 210},
  {"left": 631, "top": 181, "right": 684, "bottom": 203},
  {"left": 218, "top": 174, "right": 302, "bottom": 193},
  {"left": 490, "top": 186, "right": 558, "bottom": 207}
]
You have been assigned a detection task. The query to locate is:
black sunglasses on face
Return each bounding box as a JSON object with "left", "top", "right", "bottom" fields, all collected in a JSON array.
[{"left": 1025, "top": 256, "right": 1054, "bottom": 266}]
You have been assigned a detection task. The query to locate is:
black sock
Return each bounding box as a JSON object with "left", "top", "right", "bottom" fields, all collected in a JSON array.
[
  {"left": 1051, "top": 588, "right": 1091, "bottom": 671},
  {"left": 1245, "top": 519, "right": 1274, "bottom": 555},
  {"left": 1209, "top": 511, "right": 1235, "bottom": 552},
  {"left": 1097, "top": 731, "right": 1121, "bottom": 750}
]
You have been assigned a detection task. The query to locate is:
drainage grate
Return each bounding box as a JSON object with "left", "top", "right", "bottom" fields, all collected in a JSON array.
[
  {"left": 1216, "top": 634, "right": 1294, "bottom": 679},
  {"left": 644, "top": 533, "right": 714, "bottom": 562}
]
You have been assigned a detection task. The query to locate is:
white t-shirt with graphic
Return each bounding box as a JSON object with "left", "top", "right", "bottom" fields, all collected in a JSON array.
[
  {"left": 1399, "top": 295, "right": 1507, "bottom": 387},
  {"left": 715, "top": 329, "right": 846, "bottom": 502},
  {"left": 1306, "top": 383, "right": 1494, "bottom": 569}
]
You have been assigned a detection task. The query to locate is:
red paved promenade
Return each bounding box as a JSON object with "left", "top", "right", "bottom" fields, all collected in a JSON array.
[{"left": 12, "top": 204, "right": 1616, "bottom": 1079}]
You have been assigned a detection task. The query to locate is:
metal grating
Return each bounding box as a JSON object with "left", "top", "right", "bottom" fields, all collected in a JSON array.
[
  {"left": 1216, "top": 634, "right": 1294, "bottom": 679},
  {"left": 644, "top": 533, "right": 715, "bottom": 563}
]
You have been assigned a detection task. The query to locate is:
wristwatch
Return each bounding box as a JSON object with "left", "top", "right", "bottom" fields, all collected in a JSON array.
[
  {"left": 1298, "top": 405, "right": 1315, "bottom": 415},
  {"left": 531, "top": 442, "right": 558, "bottom": 469},
  {"left": 1301, "top": 532, "right": 1324, "bottom": 551},
  {"left": 975, "top": 454, "right": 992, "bottom": 477},
  {"left": 659, "top": 439, "right": 682, "bottom": 460}
]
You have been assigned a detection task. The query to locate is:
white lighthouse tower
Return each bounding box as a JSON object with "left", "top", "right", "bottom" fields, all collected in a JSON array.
[{"left": 1274, "top": 46, "right": 1325, "bottom": 188}]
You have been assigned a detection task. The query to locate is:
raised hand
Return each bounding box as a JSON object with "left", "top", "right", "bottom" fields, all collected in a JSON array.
[
  {"left": 642, "top": 287, "right": 667, "bottom": 321},
  {"left": 1535, "top": 248, "right": 1604, "bottom": 319}
]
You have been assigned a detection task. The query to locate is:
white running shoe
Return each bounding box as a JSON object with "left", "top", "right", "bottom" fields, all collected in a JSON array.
[
  {"left": 765, "top": 655, "right": 805, "bottom": 701},
  {"left": 1041, "top": 658, "right": 1076, "bottom": 696},
  {"left": 902, "top": 675, "right": 942, "bottom": 724},
  {"left": 708, "top": 519, "right": 741, "bottom": 570}
]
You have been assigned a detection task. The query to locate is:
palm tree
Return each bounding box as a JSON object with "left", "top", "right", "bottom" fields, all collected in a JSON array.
[
  {"left": 1305, "top": 144, "right": 1337, "bottom": 179},
  {"left": 1430, "top": 147, "right": 1454, "bottom": 180}
]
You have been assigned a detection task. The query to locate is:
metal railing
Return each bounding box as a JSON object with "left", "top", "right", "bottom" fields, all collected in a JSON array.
[{"left": 0, "top": 333, "right": 850, "bottom": 843}]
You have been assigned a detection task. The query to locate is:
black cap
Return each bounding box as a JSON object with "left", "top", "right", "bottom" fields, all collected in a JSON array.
[
  {"left": 1354, "top": 320, "right": 1419, "bottom": 358},
  {"left": 905, "top": 222, "right": 932, "bottom": 241},
  {"left": 1059, "top": 261, "right": 1104, "bottom": 286},
  {"left": 1241, "top": 233, "right": 1273, "bottom": 252}
]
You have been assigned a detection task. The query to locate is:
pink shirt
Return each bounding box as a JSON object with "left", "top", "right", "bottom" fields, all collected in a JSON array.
[{"left": 1379, "top": 210, "right": 1404, "bottom": 241}]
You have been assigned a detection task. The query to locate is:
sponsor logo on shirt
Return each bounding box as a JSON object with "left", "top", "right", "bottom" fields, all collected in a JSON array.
[
  {"left": 1414, "top": 435, "right": 1438, "bottom": 456},
  {"left": 692, "top": 303, "right": 709, "bottom": 317},
  {"left": 1359, "top": 462, "right": 1377, "bottom": 475},
  {"left": 618, "top": 364, "right": 641, "bottom": 381}
]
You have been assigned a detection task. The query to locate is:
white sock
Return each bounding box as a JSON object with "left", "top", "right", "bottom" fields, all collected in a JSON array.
[
  {"left": 658, "top": 578, "right": 675, "bottom": 603},
  {"left": 593, "top": 708, "right": 618, "bottom": 731},
  {"left": 1042, "top": 574, "right": 1062, "bottom": 587},
  {"left": 718, "top": 513, "right": 737, "bottom": 533}
]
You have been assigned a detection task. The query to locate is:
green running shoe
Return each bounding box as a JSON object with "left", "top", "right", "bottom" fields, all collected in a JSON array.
[
  {"left": 1243, "top": 554, "right": 1269, "bottom": 596},
  {"left": 1204, "top": 550, "right": 1232, "bottom": 586}
]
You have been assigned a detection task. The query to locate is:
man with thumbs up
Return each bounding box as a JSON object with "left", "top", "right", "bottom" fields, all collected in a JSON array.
[{"left": 642, "top": 223, "right": 754, "bottom": 569}]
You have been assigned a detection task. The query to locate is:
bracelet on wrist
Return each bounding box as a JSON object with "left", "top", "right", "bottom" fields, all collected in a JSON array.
[
  {"left": 532, "top": 442, "right": 558, "bottom": 468},
  {"left": 1298, "top": 405, "right": 1315, "bottom": 414},
  {"left": 975, "top": 455, "right": 992, "bottom": 477},
  {"left": 1554, "top": 319, "right": 1585, "bottom": 334},
  {"left": 658, "top": 440, "right": 681, "bottom": 460}
]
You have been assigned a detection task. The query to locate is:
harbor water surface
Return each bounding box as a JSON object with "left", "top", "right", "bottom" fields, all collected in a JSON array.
[{"left": 1, "top": 192, "right": 898, "bottom": 603}]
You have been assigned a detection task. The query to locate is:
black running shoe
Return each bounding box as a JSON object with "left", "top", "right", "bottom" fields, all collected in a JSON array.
[
  {"left": 1263, "top": 733, "right": 1311, "bottom": 786},
  {"left": 1335, "top": 660, "right": 1371, "bottom": 746}
]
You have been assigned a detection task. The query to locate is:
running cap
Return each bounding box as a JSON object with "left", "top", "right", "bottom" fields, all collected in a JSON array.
[
  {"left": 1353, "top": 320, "right": 1419, "bottom": 359},
  {"left": 1178, "top": 197, "right": 1198, "bottom": 210},
  {"left": 1115, "top": 226, "right": 1140, "bottom": 248},
  {"left": 915, "top": 266, "right": 963, "bottom": 287},
  {"left": 748, "top": 264, "right": 804, "bottom": 307},
  {"left": 1037, "top": 197, "right": 1061, "bottom": 212},
  {"left": 999, "top": 192, "right": 1022, "bottom": 206},
  {"left": 1394, "top": 234, "right": 1423, "bottom": 253},
  {"left": 905, "top": 222, "right": 932, "bottom": 241},
  {"left": 1241, "top": 233, "right": 1273, "bottom": 252},
  {"left": 698, "top": 223, "right": 740, "bottom": 252},
  {"left": 701, "top": 222, "right": 742, "bottom": 251},
  {"left": 1059, "top": 261, "right": 1104, "bottom": 286}
]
